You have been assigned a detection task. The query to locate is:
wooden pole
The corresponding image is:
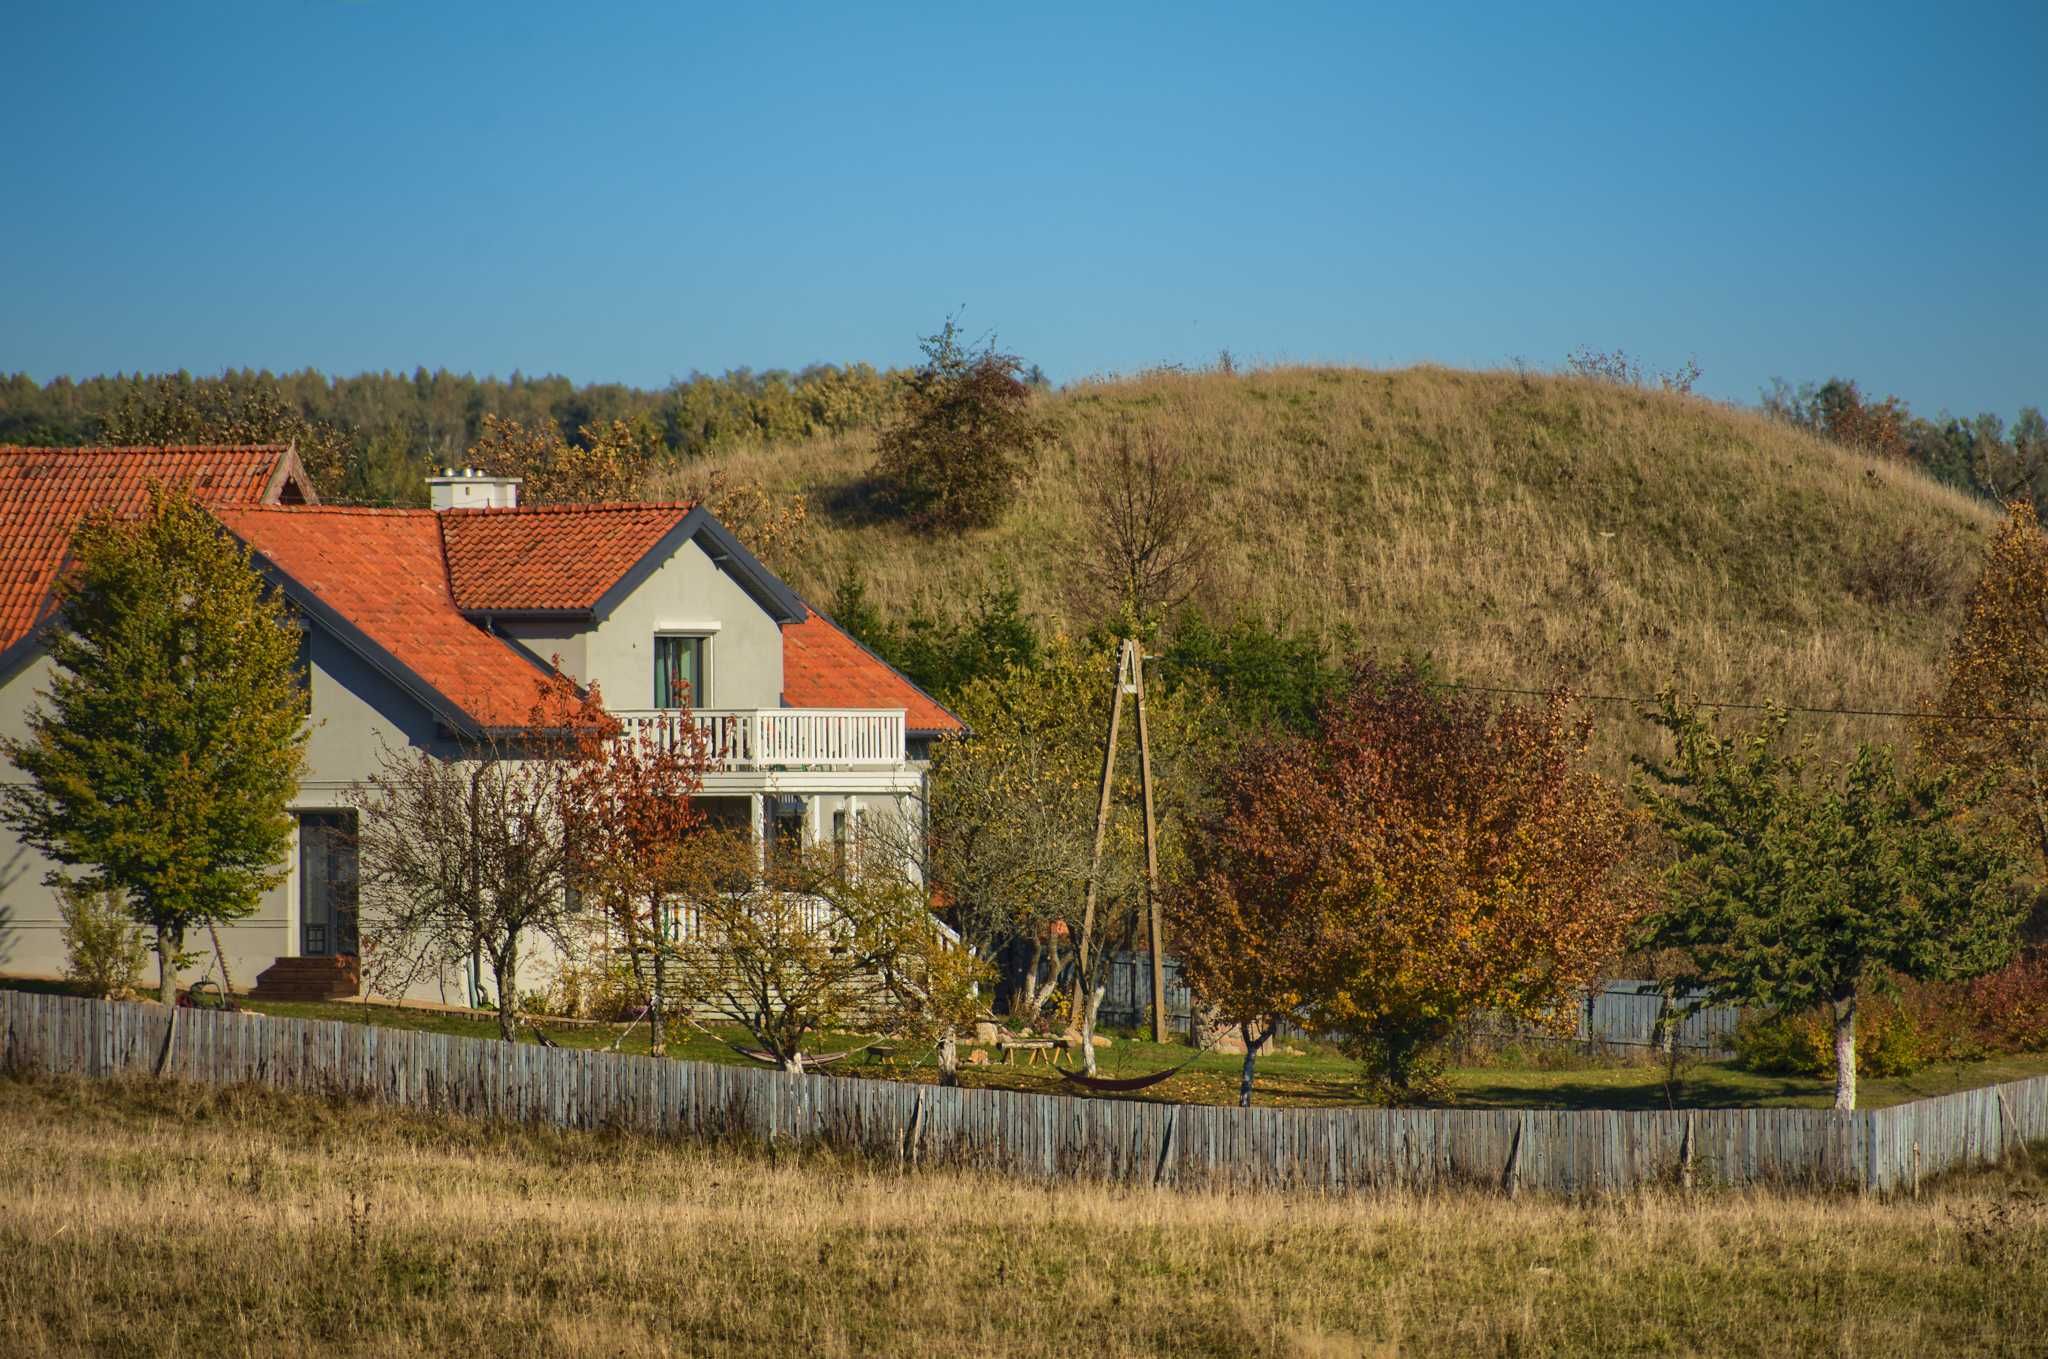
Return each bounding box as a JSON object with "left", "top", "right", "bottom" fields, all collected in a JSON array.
[
  {"left": 1072, "top": 640, "right": 1132, "bottom": 1032},
  {"left": 1134, "top": 648, "right": 1167, "bottom": 1043}
]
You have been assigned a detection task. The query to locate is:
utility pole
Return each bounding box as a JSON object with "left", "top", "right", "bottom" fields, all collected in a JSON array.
[
  {"left": 1073, "top": 639, "right": 1173, "bottom": 1052},
  {"left": 1134, "top": 646, "right": 1168, "bottom": 1043},
  {"left": 1072, "top": 638, "right": 1134, "bottom": 1060}
]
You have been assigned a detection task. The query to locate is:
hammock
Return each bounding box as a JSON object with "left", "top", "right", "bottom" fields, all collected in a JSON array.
[
  {"left": 733, "top": 1042, "right": 875, "bottom": 1070},
  {"left": 1054, "top": 1049, "right": 1207, "bottom": 1094}
]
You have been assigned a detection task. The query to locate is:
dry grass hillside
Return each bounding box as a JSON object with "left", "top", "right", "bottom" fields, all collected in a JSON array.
[{"left": 662, "top": 366, "right": 1998, "bottom": 762}]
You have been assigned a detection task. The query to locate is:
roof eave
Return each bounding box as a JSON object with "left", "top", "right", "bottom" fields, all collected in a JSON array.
[{"left": 215, "top": 527, "right": 488, "bottom": 740}]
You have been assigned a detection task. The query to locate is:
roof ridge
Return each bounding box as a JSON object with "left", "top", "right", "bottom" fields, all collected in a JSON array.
[
  {"left": 436, "top": 500, "right": 695, "bottom": 516},
  {"left": 221, "top": 504, "right": 432, "bottom": 517},
  {"left": 0, "top": 444, "right": 294, "bottom": 455}
]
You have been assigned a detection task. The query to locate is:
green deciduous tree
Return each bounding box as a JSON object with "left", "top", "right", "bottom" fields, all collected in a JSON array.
[
  {"left": 1637, "top": 697, "right": 2024, "bottom": 1110},
  {"left": 829, "top": 575, "right": 1040, "bottom": 703},
  {"left": 2, "top": 488, "right": 310, "bottom": 1006},
  {"left": 872, "top": 318, "right": 1045, "bottom": 532},
  {"left": 100, "top": 372, "right": 354, "bottom": 495},
  {"left": 923, "top": 637, "right": 1215, "bottom": 1050}
]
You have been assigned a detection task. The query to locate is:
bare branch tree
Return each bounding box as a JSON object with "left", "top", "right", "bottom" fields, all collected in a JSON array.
[
  {"left": 664, "top": 828, "right": 987, "bottom": 1076},
  {"left": 1078, "top": 424, "right": 1206, "bottom": 626},
  {"left": 354, "top": 729, "right": 578, "bottom": 1041}
]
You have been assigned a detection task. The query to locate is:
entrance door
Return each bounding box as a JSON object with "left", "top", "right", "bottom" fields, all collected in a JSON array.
[{"left": 298, "top": 811, "right": 359, "bottom": 956}]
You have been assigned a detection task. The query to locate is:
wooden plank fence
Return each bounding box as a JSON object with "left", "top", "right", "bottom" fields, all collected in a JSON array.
[
  {"left": 1098, "top": 964, "right": 1745, "bottom": 1056},
  {"left": 2, "top": 990, "right": 2041, "bottom": 1197}
]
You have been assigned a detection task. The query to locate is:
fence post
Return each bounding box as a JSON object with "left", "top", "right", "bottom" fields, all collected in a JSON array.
[
  {"left": 1153, "top": 1105, "right": 1178, "bottom": 1189},
  {"left": 901, "top": 1087, "right": 925, "bottom": 1169},
  {"left": 1501, "top": 1115, "right": 1524, "bottom": 1198},
  {"left": 1997, "top": 1088, "right": 2031, "bottom": 1167}
]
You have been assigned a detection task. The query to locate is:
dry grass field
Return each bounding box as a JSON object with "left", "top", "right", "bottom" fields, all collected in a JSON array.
[
  {"left": 659, "top": 365, "right": 1998, "bottom": 766},
  {"left": 4, "top": 1071, "right": 2044, "bottom": 1358}
]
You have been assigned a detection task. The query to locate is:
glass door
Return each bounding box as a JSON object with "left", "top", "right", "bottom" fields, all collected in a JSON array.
[{"left": 298, "top": 811, "right": 359, "bottom": 956}]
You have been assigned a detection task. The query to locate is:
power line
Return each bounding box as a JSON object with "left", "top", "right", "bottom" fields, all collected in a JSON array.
[{"left": 1439, "top": 681, "right": 2048, "bottom": 726}]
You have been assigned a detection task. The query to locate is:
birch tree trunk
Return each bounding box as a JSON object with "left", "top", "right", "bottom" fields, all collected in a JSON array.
[
  {"left": 938, "top": 1032, "right": 959, "bottom": 1087},
  {"left": 1832, "top": 985, "right": 1858, "bottom": 1112},
  {"left": 1079, "top": 981, "right": 1105, "bottom": 1076}
]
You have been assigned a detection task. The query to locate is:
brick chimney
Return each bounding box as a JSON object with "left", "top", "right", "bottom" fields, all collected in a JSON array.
[{"left": 427, "top": 466, "right": 521, "bottom": 511}]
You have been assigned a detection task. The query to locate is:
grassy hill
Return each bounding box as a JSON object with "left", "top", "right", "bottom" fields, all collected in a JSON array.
[{"left": 661, "top": 365, "right": 1999, "bottom": 762}]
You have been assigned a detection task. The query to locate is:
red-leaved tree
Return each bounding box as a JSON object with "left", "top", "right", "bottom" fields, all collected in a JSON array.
[
  {"left": 542, "top": 675, "right": 712, "bottom": 1055},
  {"left": 1179, "top": 661, "right": 1647, "bottom": 1102}
]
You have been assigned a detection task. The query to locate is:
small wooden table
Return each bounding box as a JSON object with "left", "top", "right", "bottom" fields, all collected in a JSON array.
[{"left": 998, "top": 1034, "right": 1076, "bottom": 1069}]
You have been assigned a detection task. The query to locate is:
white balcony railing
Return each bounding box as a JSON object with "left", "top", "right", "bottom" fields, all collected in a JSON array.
[{"left": 612, "top": 708, "right": 906, "bottom": 768}]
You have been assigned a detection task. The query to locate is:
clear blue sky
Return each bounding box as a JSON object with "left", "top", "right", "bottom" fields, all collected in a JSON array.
[{"left": 4, "top": 2, "right": 2043, "bottom": 418}]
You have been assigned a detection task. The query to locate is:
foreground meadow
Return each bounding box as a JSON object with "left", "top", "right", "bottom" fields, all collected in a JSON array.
[{"left": 1, "top": 1072, "right": 2043, "bottom": 1357}]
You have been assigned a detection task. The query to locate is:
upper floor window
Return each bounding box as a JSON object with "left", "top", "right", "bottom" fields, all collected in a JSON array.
[{"left": 653, "top": 634, "right": 707, "bottom": 708}]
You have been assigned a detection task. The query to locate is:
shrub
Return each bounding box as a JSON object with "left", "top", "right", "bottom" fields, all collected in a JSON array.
[
  {"left": 1843, "top": 527, "right": 1955, "bottom": 610},
  {"left": 57, "top": 883, "right": 147, "bottom": 999},
  {"left": 1965, "top": 949, "right": 2048, "bottom": 1052},
  {"left": 1855, "top": 996, "right": 1928, "bottom": 1077},
  {"left": 872, "top": 318, "right": 1045, "bottom": 532},
  {"left": 1731, "top": 982, "right": 1994, "bottom": 1081},
  {"left": 1732, "top": 1008, "right": 1827, "bottom": 1076},
  {"left": 536, "top": 955, "right": 649, "bottom": 1021}
]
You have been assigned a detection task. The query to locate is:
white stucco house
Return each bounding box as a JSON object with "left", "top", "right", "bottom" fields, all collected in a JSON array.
[{"left": 0, "top": 446, "right": 959, "bottom": 1005}]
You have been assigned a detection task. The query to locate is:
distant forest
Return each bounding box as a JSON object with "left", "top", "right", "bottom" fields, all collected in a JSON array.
[
  {"left": 2, "top": 360, "right": 2040, "bottom": 515},
  {"left": 0, "top": 365, "right": 920, "bottom": 505}
]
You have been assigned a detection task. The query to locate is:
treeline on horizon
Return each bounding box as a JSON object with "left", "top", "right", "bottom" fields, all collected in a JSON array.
[
  {"left": 0, "top": 364, "right": 925, "bottom": 505},
  {"left": 1, "top": 359, "right": 2041, "bottom": 514}
]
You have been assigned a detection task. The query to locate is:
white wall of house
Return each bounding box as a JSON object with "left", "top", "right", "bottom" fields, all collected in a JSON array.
[
  {"left": 0, "top": 630, "right": 491, "bottom": 1003},
  {"left": 495, "top": 621, "right": 586, "bottom": 682},
  {"left": 583, "top": 535, "right": 785, "bottom": 711}
]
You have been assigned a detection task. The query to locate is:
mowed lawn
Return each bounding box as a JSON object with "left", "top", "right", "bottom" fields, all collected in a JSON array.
[
  {"left": 12, "top": 979, "right": 2045, "bottom": 1112},
  {"left": 2, "top": 1071, "right": 2045, "bottom": 1358}
]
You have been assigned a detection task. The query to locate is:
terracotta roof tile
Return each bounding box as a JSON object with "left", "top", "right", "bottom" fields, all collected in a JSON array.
[
  {"left": 0, "top": 445, "right": 305, "bottom": 652},
  {"left": 439, "top": 503, "right": 692, "bottom": 613},
  {"left": 782, "top": 609, "right": 964, "bottom": 736},
  {"left": 216, "top": 506, "right": 551, "bottom": 730},
  {"left": 6, "top": 454, "right": 956, "bottom": 741}
]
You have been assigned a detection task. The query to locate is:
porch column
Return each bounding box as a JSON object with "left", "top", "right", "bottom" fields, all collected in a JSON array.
[{"left": 752, "top": 794, "right": 768, "bottom": 873}]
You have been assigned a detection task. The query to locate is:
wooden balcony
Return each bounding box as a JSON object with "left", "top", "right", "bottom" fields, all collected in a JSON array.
[{"left": 612, "top": 708, "right": 906, "bottom": 768}]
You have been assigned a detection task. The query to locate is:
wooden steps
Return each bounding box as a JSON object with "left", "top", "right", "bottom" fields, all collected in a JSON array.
[{"left": 249, "top": 955, "right": 359, "bottom": 1002}]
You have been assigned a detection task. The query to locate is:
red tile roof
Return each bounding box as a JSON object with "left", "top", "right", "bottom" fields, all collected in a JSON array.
[
  {"left": 216, "top": 507, "right": 552, "bottom": 730},
  {"left": 438, "top": 503, "right": 691, "bottom": 612},
  {"left": 4, "top": 452, "right": 956, "bottom": 739},
  {"left": 782, "top": 609, "right": 964, "bottom": 735},
  {"left": 0, "top": 445, "right": 309, "bottom": 652}
]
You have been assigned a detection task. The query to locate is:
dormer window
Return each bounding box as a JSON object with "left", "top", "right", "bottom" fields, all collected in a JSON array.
[{"left": 653, "top": 633, "right": 707, "bottom": 708}]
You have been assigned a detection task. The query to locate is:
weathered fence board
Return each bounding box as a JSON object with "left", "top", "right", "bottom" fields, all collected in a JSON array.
[
  {"left": 3, "top": 991, "right": 2042, "bottom": 1197},
  {"left": 1098, "top": 964, "right": 1745, "bottom": 1056}
]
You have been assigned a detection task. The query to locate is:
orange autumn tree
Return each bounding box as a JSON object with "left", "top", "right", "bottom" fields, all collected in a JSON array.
[
  {"left": 539, "top": 673, "right": 713, "bottom": 1054},
  {"left": 1180, "top": 661, "right": 1647, "bottom": 1102},
  {"left": 1927, "top": 502, "right": 2048, "bottom": 888},
  {"left": 1171, "top": 745, "right": 1330, "bottom": 1105}
]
